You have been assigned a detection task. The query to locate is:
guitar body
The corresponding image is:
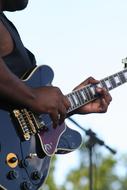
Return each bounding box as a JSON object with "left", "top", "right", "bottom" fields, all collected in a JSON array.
[
  {"left": 24, "top": 65, "right": 67, "bottom": 156},
  {"left": 0, "top": 65, "right": 82, "bottom": 190},
  {"left": 0, "top": 65, "right": 54, "bottom": 190},
  {"left": 0, "top": 109, "right": 51, "bottom": 190}
]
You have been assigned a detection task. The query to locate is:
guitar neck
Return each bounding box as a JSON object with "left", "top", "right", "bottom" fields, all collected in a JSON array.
[{"left": 67, "top": 68, "right": 127, "bottom": 113}]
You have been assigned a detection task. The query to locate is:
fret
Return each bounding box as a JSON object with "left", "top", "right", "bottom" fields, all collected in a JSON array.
[
  {"left": 123, "top": 70, "right": 127, "bottom": 80},
  {"left": 86, "top": 86, "right": 93, "bottom": 99},
  {"left": 80, "top": 89, "right": 87, "bottom": 102},
  {"left": 96, "top": 82, "right": 103, "bottom": 88},
  {"left": 74, "top": 91, "right": 81, "bottom": 106},
  {"left": 67, "top": 92, "right": 81, "bottom": 112},
  {"left": 89, "top": 85, "right": 99, "bottom": 100},
  {"left": 109, "top": 76, "right": 117, "bottom": 88},
  {"left": 70, "top": 92, "right": 78, "bottom": 106},
  {"left": 89, "top": 85, "right": 95, "bottom": 95},
  {"left": 83, "top": 87, "right": 91, "bottom": 102},
  {"left": 114, "top": 74, "right": 121, "bottom": 86},
  {"left": 67, "top": 95, "right": 72, "bottom": 107},
  {"left": 66, "top": 68, "right": 127, "bottom": 114},
  {"left": 100, "top": 80, "right": 109, "bottom": 90},
  {"left": 76, "top": 90, "right": 85, "bottom": 105},
  {"left": 87, "top": 85, "right": 95, "bottom": 100},
  {"left": 102, "top": 78, "right": 111, "bottom": 90},
  {"left": 118, "top": 71, "right": 126, "bottom": 83},
  {"left": 67, "top": 94, "right": 76, "bottom": 109}
]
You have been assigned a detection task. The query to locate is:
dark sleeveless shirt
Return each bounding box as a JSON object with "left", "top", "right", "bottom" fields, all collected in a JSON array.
[{"left": 0, "top": 12, "right": 36, "bottom": 78}]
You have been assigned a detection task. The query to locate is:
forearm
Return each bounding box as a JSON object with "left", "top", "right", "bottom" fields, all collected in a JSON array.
[{"left": 0, "top": 58, "right": 36, "bottom": 108}]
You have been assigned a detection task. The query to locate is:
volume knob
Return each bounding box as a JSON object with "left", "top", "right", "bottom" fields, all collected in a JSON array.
[
  {"left": 31, "top": 171, "right": 41, "bottom": 180},
  {"left": 6, "top": 153, "right": 18, "bottom": 168},
  {"left": 7, "top": 170, "right": 19, "bottom": 180},
  {"left": 9, "top": 157, "right": 17, "bottom": 163},
  {"left": 20, "top": 181, "right": 32, "bottom": 190}
]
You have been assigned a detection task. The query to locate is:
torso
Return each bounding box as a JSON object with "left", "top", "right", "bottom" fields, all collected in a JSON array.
[{"left": 0, "top": 13, "right": 36, "bottom": 78}]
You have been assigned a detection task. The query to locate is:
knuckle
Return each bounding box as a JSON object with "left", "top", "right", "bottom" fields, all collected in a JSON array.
[
  {"left": 89, "top": 76, "right": 94, "bottom": 80},
  {"left": 54, "top": 86, "right": 61, "bottom": 93}
]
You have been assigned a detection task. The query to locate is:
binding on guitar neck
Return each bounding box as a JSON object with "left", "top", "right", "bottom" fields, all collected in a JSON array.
[{"left": 0, "top": 184, "right": 7, "bottom": 190}]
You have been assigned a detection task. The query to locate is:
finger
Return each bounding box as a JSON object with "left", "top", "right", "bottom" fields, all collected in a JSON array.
[
  {"left": 50, "top": 111, "right": 59, "bottom": 129},
  {"left": 82, "top": 77, "right": 99, "bottom": 86},
  {"left": 58, "top": 104, "right": 67, "bottom": 124},
  {"left": 63, "top": 96, "right": 71, "bottom": 111},
  {"left": 58, "top": 114, "right": 66, "bottom": 125},
  {"left": 96, "top": 88, "right": 112, "bottom": 104},
  {"left": 99, "top": 98, "right": 108, "bottom": 113},
  {"left": 74, "top": 77, "right": 99, "bottom": 90},
  {"left": 104, "top": 93, "right": 112, "bottom": 105}
]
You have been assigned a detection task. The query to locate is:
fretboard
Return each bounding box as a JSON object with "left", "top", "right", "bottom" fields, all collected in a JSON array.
[{"left": 67, "top": 68, "right": 127, "bottom": 113}]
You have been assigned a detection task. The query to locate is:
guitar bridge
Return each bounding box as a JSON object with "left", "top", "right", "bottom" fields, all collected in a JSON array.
[{"left": 12, "top": 109, "right": 39, "bottom": 141}]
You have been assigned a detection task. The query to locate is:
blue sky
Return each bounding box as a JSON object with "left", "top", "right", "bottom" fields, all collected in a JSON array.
[{"left": 5, "top": 0, "right": 127, "bottom": 185}]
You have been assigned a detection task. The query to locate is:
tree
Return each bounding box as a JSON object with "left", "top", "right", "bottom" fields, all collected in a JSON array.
[
  {"left": 39, "top": 156, "right": 58, "bottom": 190},
  {"left": 39, "top": 137, "right": 127, "bottom": 190},
  {"left": 58, "top": 137, "right": 126, "bottom": 190}
]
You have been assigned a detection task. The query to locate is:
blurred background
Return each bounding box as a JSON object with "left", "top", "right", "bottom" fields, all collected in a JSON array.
[{"left": 6, "top": 0, "right": 127, "bottom": 189}]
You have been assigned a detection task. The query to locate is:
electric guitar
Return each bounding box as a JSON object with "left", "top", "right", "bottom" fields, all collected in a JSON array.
[
  {"left": 0, "top": 64, "right": 127, "bottom": 190},
  {"left": 0, "top": 65, "right": 82, "bottom": 190}
]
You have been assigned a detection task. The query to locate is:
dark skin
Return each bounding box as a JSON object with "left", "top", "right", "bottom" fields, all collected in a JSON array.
[
  {"left": 0, "top": 0, "right": 28, "bottom": 11},
  {"left": 0, "top": 0, "right": 112, "bottom": 128}
]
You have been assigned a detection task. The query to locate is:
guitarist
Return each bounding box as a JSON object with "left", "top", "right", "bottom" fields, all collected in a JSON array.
[
  {"left": 0, "top": 1, "right": 112, "bottom": 184},
  {"left": 0, "top": 1, "right": 112, "bottom": 189},
  {"left": 0, "top": 0, "right": 112, "bottom": 128}
]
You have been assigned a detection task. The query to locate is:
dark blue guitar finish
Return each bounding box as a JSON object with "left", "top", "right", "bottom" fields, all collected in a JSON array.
[
  {"left": 0, "top": 66, "right": 53, "bottom": 190},
  {"left": 0, "top": 65, "right": 82, "bottom": 190},
  {"left": 1, "top": 63, "right": 127, "bottom": 189}
]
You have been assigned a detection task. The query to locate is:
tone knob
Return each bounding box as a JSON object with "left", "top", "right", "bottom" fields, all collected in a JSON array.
[
  {"left": 20, "top": 181, "right": 32, "bottom": 190},
  {"left": 7, "top": 170, "right": 19, "bottom": 180},
  {"left": 31, "top": 171, "right": 41, "bottom": 180},
  {"left": 9, "top": 157, "right": 18, "bottom": 163},
  {"left": 6, "top": 153, "right": 18, "bottom": 168}
]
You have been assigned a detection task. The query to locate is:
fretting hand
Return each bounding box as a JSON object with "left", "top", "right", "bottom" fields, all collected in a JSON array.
[{"left": 72, "top": 77, "right": 112, "bottom": 114}]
